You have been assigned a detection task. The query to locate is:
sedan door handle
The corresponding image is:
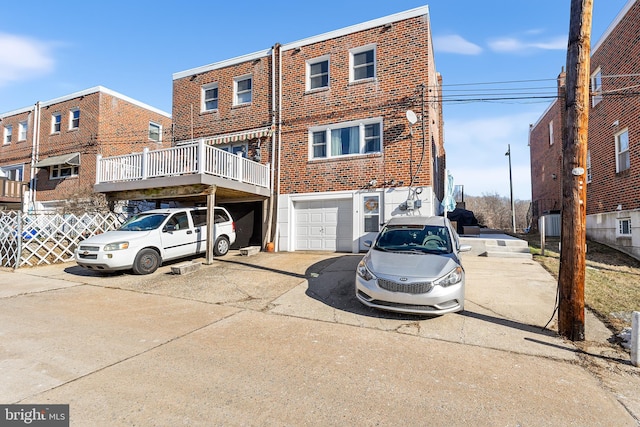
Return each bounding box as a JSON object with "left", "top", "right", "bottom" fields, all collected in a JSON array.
[{"left": 187, "top": 230, "right": 193, "bottom": 234}]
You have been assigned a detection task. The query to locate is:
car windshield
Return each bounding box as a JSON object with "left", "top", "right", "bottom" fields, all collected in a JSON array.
[
  {"left": 374, "top": 224, "right": 452, "bottom": 254},
  {"left": 119, "top": 213, "right": 169, "bottom": 231}
]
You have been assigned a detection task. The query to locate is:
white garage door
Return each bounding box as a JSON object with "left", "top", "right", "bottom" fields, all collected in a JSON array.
[{"left": 294, "top": 199, "right": 353, "bottom": 251}]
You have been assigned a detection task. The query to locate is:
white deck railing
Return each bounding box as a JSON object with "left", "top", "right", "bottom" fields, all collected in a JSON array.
[{"left": 96, "top": 139, "right": 270, "bottom": 189}]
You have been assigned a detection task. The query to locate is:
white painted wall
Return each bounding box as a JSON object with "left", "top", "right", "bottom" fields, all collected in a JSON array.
[{"left": 587, "top": 209, "right": 640, "bottom": 260}]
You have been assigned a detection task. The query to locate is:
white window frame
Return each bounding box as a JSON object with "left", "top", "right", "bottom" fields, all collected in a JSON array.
[
  {"left": 591, "top": 67, "right": 602, "bottom": 107},
  {"left": 3, "top": 125, "right": 12, "bottom": 145},
  {"left": 617, "top": 218, "right": 632, "bottom": 237},
  {"left": 233, "top": 75, "right": 252, "bottom": 106},
  {"left": 615, "top": 128, "right": 630, "bottom": 173},
  {"left": 149, "top": 122, "right": 162, "bottom": 142},
  {"left": 349, "top": 44, "right": 377, "bottom": 83},
  {"left": 50, "top": 164, "right": 79, "bottom": 180},
  {"left": 202, "top": 83, "right": 219, "bottom": 112},
  {"left": 306, "top": 55, "right": 330, "bottom": 91},
  {"left": 51, "top": 113, "right": 61, "bottom": 134},
  {"left": 0, "top": 164, "right": 24, "bottom": 181},
  {"left": 586, "top": 150, "right": 592, "bottom": 183},
  {"left": 548, "top": 120, "right": 554, "bottom": 145},
  {"left": 309, "top": 118, "right": 383, "bottom": 160},
  {"left": 69, "top": 108, "right": 80, "bottom": 130},
  {"left": 18, "top": 121, "right": 27, "bottom": 141}
]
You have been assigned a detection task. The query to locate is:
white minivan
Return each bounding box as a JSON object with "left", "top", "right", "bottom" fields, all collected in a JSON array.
[{"left": 75, "top": 207, "right": 236, "bottom": 274}]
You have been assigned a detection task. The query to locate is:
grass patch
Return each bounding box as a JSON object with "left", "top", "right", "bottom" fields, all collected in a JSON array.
[{"left": 522, "top": 233, "right": 640, "bottom": 334}]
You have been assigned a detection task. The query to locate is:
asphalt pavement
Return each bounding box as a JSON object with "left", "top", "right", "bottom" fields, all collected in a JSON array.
[{"left": 0, "top": 250, "right": 638, "bottom": 426}]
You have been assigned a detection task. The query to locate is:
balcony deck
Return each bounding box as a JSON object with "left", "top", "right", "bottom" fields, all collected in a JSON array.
[
  {"left": 94, "top": 139, "right": 271, "bottom": 202},
  {"left": 0, "top": 178, "right": 24, "bottom": 204}
]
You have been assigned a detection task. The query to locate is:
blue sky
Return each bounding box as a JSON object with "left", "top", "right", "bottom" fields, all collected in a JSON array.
[{"left": 0, "top": 0, "right": 630, "bottom": 200}]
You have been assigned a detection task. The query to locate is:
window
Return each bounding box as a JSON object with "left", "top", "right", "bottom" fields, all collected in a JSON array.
[
  {"left": 549, "top": 121, "right": 554, "bottom": 145},
  {"left": 18, "top": 121, "right": 27, "bottom": 141},
  {"left": 618, "top": 218, "right": 631, "bottom": 236},
  {"left": 310, "top": 119, "right": 382, "bottom": 159},
  {"left": 307, "top": 56, "right": 329, "bottom": 91},
  {"left": 3, "top": 125, "right": 12, "bottom": 144},
  {"left": 586, "top": 150, "right": 592, "bottom": 183},
  {"left": 69, "top": 109, "right": 80, "bottom": 129},
  {"left": 615, "top": 129, "right": 630, "bottom": 173},
  {"left": 50, "top": 164, "right": 79, "bottom": 179},
  {"left": 149, "top": 122, "right": 161, "bottom": 142},
  {"left": 350, "top": 45, "right": 376, "bottom": 82},
  {"left": 591, "top": 68, "right": 602, "bottom": 106},
  {"left": 52, "top": 113, "right": 61, "bottom": 133},
  {"left": 363, "top": 195, "right": 380, "bottom": 233},
  {"left": 0, "top": 165, "right": 23, "bottom": 181},
  {"left": 202, "top": 83, "right": 218, "bottom": 111},
  {"left": 234, "top": 75, "right": 252, "bottom": 105}
]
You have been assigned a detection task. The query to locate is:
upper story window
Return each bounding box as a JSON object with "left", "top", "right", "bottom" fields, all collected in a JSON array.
[
  {"left": 591, "top": 67, "right": 602, "bottom": 107},
  {"left": 350, "top": 45, "right": 376, "bottom": 82},
  {"left": 548, "top": 121, "right": 554, "bottom": 145},
  {"left": 18, "top": 121, "right": 27, "bottom": 141},
  {"left": 586, "top": 150, "right": 592, "bottom": 183},
  {"left": 307, "top": 56, "right": 330, "bottom": 91},
  {"left": 52, "top": 113, "right": 61, "bottom": 133},
  {"left": 69, "top": 108, "right": 80, "bottom": 130},
  {"left": 51, "top": 163, "right": 79, "bottom": 179},
  {"left": 234, "top": 75, "right": 252, "bottom": 106},
  {"left": 3, "top": 125, "right": 12, "bottom": 144},
  {"left": 615, "top": 128, "right": 630, "bottom": 173},
  {"left": 202, "top": 83, "right": 219, "bottom": 111},
  {"left": 149, "top": 122, "right": 161, "bottom": 142},
  {"left": 310, "top": 118, "right": 382, "bottom": 159}
]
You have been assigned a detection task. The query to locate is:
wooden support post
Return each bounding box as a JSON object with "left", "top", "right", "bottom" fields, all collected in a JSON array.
[
  {"left": 558, "top": 0, "right": 592, "bottom": 341},
  {"left": 206, "top": 186, "right": 217, "bottom": 265}
]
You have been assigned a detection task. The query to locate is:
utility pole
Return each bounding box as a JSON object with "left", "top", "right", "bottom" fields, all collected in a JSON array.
[{"left": 558, "top": 0, "right": 592, "bottom": 341}]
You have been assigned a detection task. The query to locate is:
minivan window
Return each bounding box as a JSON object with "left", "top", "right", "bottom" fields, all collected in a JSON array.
[{"left": 119, "top": 213, "right": 168, "bottom": 231}]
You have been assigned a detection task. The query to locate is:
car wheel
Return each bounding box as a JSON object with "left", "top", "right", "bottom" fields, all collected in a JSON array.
[
  {"left": 132, "top": 248, "right": 161, "bottom": 275},
  {"left": 214, "top": 236, "right": 230, "bottom": 256}
]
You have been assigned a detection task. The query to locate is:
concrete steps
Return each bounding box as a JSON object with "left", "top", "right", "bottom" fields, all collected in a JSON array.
[{"left": 460, "top": 234, "right": 532, "bottom": 259}]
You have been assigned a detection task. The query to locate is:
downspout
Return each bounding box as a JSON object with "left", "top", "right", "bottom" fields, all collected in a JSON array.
[
  {"left": 276, "top": 42, "right": 283, "bottom": 251},
  {"left": 29, "top": 102, "right": 41, "bottom": 212},
  {"left": 266, "top": 43, "right": 279, "bottom": 248}
]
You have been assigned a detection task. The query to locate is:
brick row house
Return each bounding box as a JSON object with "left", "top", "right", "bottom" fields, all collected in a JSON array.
[
  {"left": 167, "top": 5, "right": 445, "bottom": 253},
  {"left": 0, "top": 86, "right": 172, "bottom": 212},
  {"left": 529, "top": 0, "right": 640, "bottom": 258}
]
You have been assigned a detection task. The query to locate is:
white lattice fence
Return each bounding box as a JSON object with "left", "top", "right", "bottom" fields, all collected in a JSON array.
[{"left": 0, "top": 211, "right": 127, "bottom": 268}]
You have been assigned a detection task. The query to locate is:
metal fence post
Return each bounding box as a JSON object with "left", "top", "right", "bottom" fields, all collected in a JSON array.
[{"left": 15, "top": 211, "right": 23, "bottom": 270}]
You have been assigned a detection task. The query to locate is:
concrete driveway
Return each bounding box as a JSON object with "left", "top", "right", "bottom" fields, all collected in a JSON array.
[{"left": 0, "top": 251, "right": 638, "bottom": 426}]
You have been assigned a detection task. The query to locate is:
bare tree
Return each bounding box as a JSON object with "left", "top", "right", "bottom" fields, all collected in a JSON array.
[{"left": 465, "top": 193, "right": 530, "bottom": 232}]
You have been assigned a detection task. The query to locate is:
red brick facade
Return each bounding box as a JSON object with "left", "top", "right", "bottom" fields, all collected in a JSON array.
[
  {"left": 172, "top": 9, "right": 443, "bottom": 201},
  {"left": 530, "top": 0, "right": 640, "bottom": 225},
  {"left": 0, "top": 87, "right": 172, "bottom": 210}
]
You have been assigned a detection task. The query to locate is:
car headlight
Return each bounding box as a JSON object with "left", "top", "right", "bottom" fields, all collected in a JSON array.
[
  {"left": 434, "top": 266, "right": 463, "bottom": 288},
  {"left": 356, "top": 259, "right": 376, "bottom": 281},
  {"left": 103, "top": 242, "right": 129, "bottom": 251}
]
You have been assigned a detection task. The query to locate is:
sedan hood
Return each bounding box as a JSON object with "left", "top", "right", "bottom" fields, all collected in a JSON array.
[
  {"left": 366, "top": 249, "right": 458, "bottom": 279},
  {"left": 80, "top": 230, "right": 152, "bottom": 245}
]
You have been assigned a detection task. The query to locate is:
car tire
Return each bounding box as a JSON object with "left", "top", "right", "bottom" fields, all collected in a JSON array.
[
  {"left": 214, "top": 236, "right": 230, "bottom": 256},
  {"left": 132, "top": 248, "right": 161, "bottom": 275}
]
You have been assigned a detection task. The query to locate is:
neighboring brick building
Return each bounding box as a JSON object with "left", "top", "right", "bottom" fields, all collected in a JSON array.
[
  {"left": 172, "top": 6, "right": 445, "bottom": 253},
  {"left": 530, "top": 0, "right": 640, "bottom": 258},
  {"left": 0, "top": 86, "right": 171, "bottom": 212}
]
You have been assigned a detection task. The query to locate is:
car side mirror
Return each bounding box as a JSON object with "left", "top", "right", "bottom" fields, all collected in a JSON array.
[
  {"left": 364, "top": 240, "right": 372, "bottom": 248},
  {"left": 163, "top": 224, "right": 176, "bottom": 233},
  {"left": 459, "top": 244, "right": 472, "bottom": 253}
]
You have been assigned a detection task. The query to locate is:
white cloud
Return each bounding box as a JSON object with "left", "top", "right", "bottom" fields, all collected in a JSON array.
[
  {"left": 488, "top": 35, "right": 567, "bottom": 53},
  {"left": 433, "top": 35, "right": 483, "bottom": 55},
  {"left": 0, "top": 33, "right": 55, "bottom": 86}
]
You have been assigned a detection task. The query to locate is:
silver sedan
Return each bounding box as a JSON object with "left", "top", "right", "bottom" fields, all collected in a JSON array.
[{"left": 355, "top": 216, "right": 471, "bottom": 315}]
